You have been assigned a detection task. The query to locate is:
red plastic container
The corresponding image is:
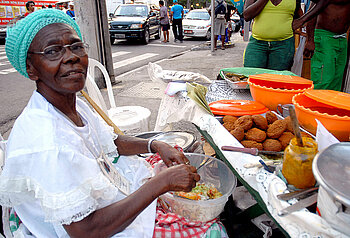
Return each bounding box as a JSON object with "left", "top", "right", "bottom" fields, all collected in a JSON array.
[
  {"left": 248, "top": 74, "right": 314, "bottom": 111},
  {"left": 292, "top": 90, "right": 350, "bottom": 141}
]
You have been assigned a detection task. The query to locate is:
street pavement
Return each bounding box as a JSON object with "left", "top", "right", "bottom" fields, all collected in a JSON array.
[
  {"left": 111, "top": 34, "right": 207, "bottom": 76},
  {"left": 106, "top": 33, "right": 248, "bottom": 131},
  {"left": 0, "top": 33, "right": 247, "bottom": 138}
]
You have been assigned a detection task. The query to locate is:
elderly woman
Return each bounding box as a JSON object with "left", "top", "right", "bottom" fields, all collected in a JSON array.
[{"left": 0, "top": 9, "right": 205, "bottom": 237}]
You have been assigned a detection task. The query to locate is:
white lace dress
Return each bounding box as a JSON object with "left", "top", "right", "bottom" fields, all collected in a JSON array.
[{"left": 0, "top": 91, "right": 157, "bottom": 238}]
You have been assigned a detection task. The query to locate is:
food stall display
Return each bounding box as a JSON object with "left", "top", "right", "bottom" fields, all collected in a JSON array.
[
  {"left": 154, "top": 66, "right": 350, "bottom": 237},
  {"left": 193, "top": 114, "right": 348, "bottom": 237}
]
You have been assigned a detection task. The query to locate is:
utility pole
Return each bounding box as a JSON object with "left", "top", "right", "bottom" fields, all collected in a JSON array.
[
  {"left": 210, "top": 0, "right": 214, "bottom": 52},
  {"left": 75, "top": 0, "right": 116, "bottom": 87}
]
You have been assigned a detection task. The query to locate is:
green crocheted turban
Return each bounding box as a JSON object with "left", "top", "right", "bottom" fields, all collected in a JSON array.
[{"left": 5, "top": 9, "right": 82, "bottom": 78}]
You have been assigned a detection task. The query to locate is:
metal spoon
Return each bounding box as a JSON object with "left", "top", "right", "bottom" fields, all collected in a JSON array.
[
  {"left": 288, "top": 105, "right": 304, "bottom": 147},
  {"left": 196, "top": 157, "right": 213, "bottom": 171}
]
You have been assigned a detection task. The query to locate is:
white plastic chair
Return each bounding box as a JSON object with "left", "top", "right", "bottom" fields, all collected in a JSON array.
[
  {"left": 0, "top": 134, "right": 8, "bottom": 238},
  {"left": 85, "top": 58, "right": 151, "bottom": 135},
  {"left": 86, "top": 58, "right": 116, "bottom": 114},
  {"left": 0, "top": 133, "right": 5, "bottom": 173}
]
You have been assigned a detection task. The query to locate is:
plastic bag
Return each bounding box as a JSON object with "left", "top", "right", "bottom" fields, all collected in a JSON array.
[
  {"left": 0, "top": 133, "right": 6, "bottom": 173},
  {"left": 147, "top": 62, "right": 211, "bottom": 85},
  {"left": 291, "top": 36, "right": 306, "bottom": 76}
]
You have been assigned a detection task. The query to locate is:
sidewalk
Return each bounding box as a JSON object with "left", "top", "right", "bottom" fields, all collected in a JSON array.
[{"left": 109, "top": 34, "right": 248, "bottom": 131}]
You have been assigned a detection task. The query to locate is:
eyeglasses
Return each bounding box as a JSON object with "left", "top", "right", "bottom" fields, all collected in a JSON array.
[{"left": 28, "top": 42, "right": 89, "bottom": 61}]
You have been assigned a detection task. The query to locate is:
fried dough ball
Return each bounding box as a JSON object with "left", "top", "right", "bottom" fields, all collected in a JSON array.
[
  {"left": 267, "top": 119, "right": 287, "bottom": 138},
  {"left": 245, "top": 128, "right": 266, "bottom": 142},
  {"left": 234, "top": 115, "right": 253, "bottom": 131},
  {"left": 300, "top": 132, "right": 313, "bottom": 138},
  {"left": 223, "top": 115, "right": 238, "bottom": 124},
  {"left": 266, "top": 111, "right": 278, "bottom": 124},
  {"left": 241, "top": 140, "right": 263, "bottom": 150},
  {"left": 252, "top": 114, "right": 268, "bottom": 130},
  {"left": 283, "top": 116, "right": 293, "bottom": 132},
  {"left": 263, "top": 139, "right": 282, "bottom": 152},
  {"left": 230, "top": 127, "right": 245, "bottom": 142},
  {"left": 223, "top": 122, "right": 235, "bottom": 131},
  {"left": 278, "top": 132, "right": 295, "bottom": 149}
]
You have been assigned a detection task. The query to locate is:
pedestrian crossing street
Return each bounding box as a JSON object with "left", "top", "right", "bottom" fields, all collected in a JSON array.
[{"left": 0, "top": 42, "right": 187, "bottom": 75}]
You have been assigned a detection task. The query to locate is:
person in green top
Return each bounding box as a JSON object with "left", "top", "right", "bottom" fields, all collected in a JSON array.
[{"left": 243, "top": 0, "right": 303, "bottom": 70}]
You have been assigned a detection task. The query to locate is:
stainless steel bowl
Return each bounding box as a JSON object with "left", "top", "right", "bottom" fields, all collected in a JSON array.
[{"left": 313, "top": 142, "right": 350, "bottom": 207}]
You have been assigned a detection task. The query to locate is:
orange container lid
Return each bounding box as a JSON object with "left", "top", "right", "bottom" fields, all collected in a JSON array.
[
  {"left": 249, "top": 74, "right": 313, "bottom": 90},
  {"left": 304, "top": 90, "right": 350, "bottom": 111},
  {"left": 209, "top": 100, "right": 269, "bottom": 116}
]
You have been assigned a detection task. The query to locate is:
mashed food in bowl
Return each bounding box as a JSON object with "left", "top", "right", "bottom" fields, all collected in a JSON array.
[{"left": 175, "top": 183, "right": 222, "bottom": 200}]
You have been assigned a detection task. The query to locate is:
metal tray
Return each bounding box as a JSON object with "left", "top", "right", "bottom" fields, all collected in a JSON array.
[
  {"left": 150, "top": 131, "right": 197, "bottom": 152},
  {"left": 221, "top": 71, "right": 249, "bottom": 90}
]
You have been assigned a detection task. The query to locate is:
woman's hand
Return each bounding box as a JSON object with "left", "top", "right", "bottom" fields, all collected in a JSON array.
[
  {"left": 151, "top": 140, "right": 190, "bottom": 166},
  {"left": 157, "top": 164, "right": 200, "bottom": 192},
  {"left": 292, "top": 18, "right": 304, "bottom": 31}
]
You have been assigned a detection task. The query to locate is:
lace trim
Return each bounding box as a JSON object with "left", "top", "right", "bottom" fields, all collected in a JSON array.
[{"left": 0, "top": 173, "right": 119, "bottom": 224}]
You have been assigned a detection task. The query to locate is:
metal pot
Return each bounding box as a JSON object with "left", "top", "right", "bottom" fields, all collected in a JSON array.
[{"left": 312, "top": 142, "right": 350, "bottom": 235}]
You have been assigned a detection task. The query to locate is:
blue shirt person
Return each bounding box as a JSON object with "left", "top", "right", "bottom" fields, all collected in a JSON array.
[{"left": 170, "top": 0, "right": 184, "bottom": 42}]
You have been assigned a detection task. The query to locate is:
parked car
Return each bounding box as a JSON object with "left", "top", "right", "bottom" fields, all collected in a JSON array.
[
  {"left": 182, "top": 9, "right": 211, "bottom": 40},
  {"left": 109, "top": 4, "right": 161, "bottom": 44}
]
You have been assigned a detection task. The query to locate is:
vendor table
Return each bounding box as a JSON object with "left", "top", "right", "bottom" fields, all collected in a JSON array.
[{"left": 154, "top": 81, "right": 349, "bottom": 238}]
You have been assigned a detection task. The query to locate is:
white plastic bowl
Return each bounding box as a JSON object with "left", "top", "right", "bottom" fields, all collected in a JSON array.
[{"left": 157, "top": 153, "right": 237, "bottom": 222}]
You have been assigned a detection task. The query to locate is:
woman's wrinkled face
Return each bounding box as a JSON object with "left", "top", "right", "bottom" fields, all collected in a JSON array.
[{"left": 26, "top": 23, "right": 88, "bottom": 95}]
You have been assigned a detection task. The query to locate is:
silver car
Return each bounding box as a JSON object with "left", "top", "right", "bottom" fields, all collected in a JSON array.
[{"left": 183, "top": 9, "right": 211, "bottom": 40}]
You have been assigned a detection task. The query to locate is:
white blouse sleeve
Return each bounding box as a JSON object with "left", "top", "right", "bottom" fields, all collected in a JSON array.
[{"left": 0, "top": 145, "right": 121, "bottom": 224}]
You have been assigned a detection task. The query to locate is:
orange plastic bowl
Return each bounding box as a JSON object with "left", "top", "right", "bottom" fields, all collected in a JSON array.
[
  {"left": 248, "top": 78, "right": 314, "bottom": 111},
  {"left": 293, "top": 93, "right": 350, "bottom": 141}
]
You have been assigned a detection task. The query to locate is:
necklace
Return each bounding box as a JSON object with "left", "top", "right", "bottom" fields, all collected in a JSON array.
[{"left": 53, "top": 106, "right": 130, "bottom": 196}]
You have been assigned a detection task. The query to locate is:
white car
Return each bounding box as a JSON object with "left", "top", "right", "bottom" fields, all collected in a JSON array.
[{"left": 183, "top": 9, "right": 211, "bottom": 40}]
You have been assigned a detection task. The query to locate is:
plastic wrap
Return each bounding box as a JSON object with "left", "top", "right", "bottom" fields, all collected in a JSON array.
[{"left": 147, "top": 62, "right": 211, "bottom": 85}]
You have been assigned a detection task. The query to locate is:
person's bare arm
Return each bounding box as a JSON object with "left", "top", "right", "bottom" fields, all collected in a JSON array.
[
  {"left": 292, "top": 0, "right": 303, "bottom": 33},
  {"left": 243, "top": 0, "right": 269, "bottom": 22},
  {"left": 170, "top": 10, "right": 173, "bottom": 22},
  {"left": 64, "top": 164, "right": 200, "bottom": 237},
  {"left": 114, "top": 135, "right": 189, "bottom": 166},
  {"left": 292, "top": 0, "right": 330, "bottom": 30},
  {"left": 303, "top": 6, "right": 317, "bottom": 58}
]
